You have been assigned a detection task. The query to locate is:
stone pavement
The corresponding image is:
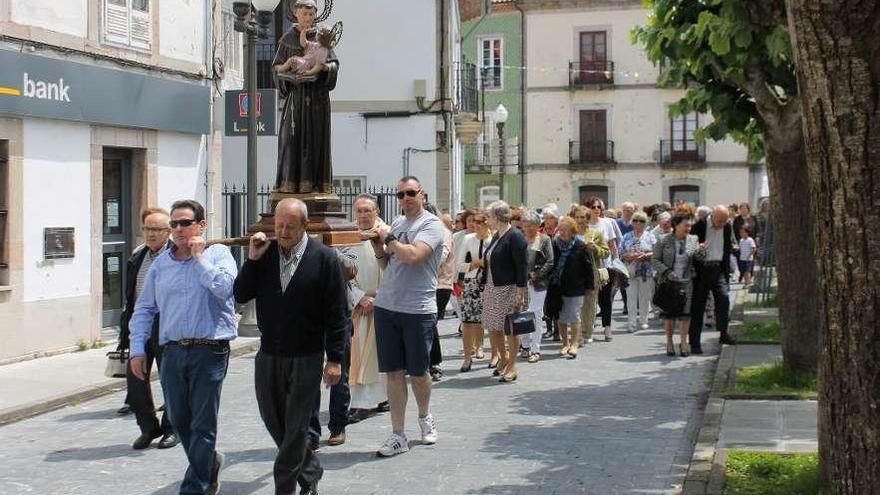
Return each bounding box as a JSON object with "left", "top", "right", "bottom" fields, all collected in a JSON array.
[{"left": 0, "top": 303, "right": 723, "bottom": 495}]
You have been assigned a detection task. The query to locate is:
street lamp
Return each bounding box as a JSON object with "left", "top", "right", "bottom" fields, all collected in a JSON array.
[
  {"left": 495, "top": 103, "right": 509, "bottom": 201},
  {"left": 233, "top": 0, "right": 276, "bottom": 224}
]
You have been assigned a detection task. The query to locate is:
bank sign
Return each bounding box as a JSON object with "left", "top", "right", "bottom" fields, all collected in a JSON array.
[
  {"left": 0, "top": 49, "right": 210, "bottom": 134},
  {"left": 224, "top": 89, "right": 277, "bottom": 136}
]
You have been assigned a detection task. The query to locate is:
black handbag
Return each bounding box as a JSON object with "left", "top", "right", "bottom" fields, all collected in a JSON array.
[
  {"left": 652, "top": 280, "right": 688, "bottom": 316},
  {"left": 504, "top": 311, "right": 537, "bottom": 336}
]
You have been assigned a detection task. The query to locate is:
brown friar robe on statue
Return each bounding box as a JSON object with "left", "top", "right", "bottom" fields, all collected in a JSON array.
[{"left": 272, "top": 24, "right": 339, "bottom": 194}]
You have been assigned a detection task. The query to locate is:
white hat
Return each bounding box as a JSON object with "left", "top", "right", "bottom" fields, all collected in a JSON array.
[{"left": 295, "top": 0, "right": 317, "bottom": 9}]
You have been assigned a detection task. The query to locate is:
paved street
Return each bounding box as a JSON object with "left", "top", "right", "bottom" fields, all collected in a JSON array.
[{"left": 0, "top": 303, "right": 719, "bottom": 495}]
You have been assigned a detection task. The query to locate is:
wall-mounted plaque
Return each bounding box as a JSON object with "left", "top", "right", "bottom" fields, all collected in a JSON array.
[{"left": 44, "top": 227, "right": 75, "bottom": 259}]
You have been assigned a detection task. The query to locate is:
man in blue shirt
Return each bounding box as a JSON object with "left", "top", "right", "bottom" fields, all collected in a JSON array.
[{"left": 130, "top": 199, "right": 238, "bottom": 495}]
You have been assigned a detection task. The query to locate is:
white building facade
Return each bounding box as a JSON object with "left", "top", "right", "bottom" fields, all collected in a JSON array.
[
  {"left": 0, "top": 0, "right": 224, "bottom": 362},
  {"left": 521, "top": 0, "right": 764, "bottom": 208},
  {"left": 221, "top": 0, "right": 470, "bottom": 214}
]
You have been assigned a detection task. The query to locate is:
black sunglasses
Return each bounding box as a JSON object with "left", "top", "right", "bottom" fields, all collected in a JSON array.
[
  {"left": 632, "top": 219, "right": 646, "bottom": 223},
  {"left": 396, "top": 189, "right": 420, "bottom": 199},
  {"left": 170, "top": 219, "right": 198, "bottom": 229}
]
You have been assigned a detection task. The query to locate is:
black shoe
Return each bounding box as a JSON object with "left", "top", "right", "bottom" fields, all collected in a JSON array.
[
  {"left": 459, "top": 361, "right": 472, "bottom": 373},
  {"left": 156, "top": 404, "right": 165, "bottom": 412},
  {"left": 691, "top": 347, "right": 704, "bottom": 355},
  {"left": 206, "top": 452, "right": 224, "bottom": 495},
  {"left": 719, "top": 333, "right": 738, "bottom": 345},
  {"left": 542, "top": 331, "right": 552, "bottom": 339},
  {"left": 347, "top": 409, "right": 369, "bottom": 425},
  {"left": 622, "top": 308, "right": 629, "bottom": 315},
  {"left": 309, "top": 438, "right": 321, "bottom": 452},
  {"left": 132, "top": 429, "right": 162, "bottom": 450},
  {"left": 300, "top": 481, "right": 319, "bottom": 495},
  {"left": 375, "top": 401, "right": 390, "bottom": 413},
  {"left": 157, "top": 432, "right": 180, "bottom": 449},
  {"left": 117, "top": 405, "right": 131, "bottom": 415},
  {"left": 430, "top": 366, "right": 443, "bottom": 382}
]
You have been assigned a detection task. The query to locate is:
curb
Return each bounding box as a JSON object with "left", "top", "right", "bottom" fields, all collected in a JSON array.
[
  {"left": 681, "top": 287, "right": 746, "bottom": 495},
  {"left": 0, "top": 339, "right": 260, "bottom": 427}
]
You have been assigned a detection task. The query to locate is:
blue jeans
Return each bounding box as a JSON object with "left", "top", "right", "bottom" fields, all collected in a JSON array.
[
  {"left": 309, "top": 321, "right": 351, "bottom": 441},
  {"left": 160, "top": 343, "right": 229, "bottom": 495}
]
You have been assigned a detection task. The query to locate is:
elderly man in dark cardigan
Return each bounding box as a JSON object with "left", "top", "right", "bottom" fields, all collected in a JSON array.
[{"left": 234, "top": 198, "right": 348, "bottom": 495}]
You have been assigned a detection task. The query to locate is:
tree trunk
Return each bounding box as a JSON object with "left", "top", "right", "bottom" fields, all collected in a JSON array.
[
  {"left": 762, "top": 127, "right": 821, "bottom": 375},
  {"left": 787, "top": 1, "right": 880, "bottom": 492}
]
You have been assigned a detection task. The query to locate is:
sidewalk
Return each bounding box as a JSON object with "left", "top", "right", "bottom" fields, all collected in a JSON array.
[
  {"left": 0, "top": 337, "right": 260, "bottom": 426},
  {"left": 683, "top": 291, "right": 818, "bottom": 494}
]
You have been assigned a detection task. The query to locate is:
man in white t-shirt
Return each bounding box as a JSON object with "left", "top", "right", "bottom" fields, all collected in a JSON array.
[{"left": 370, "top": 176, "right": 444, "bottom": 457}]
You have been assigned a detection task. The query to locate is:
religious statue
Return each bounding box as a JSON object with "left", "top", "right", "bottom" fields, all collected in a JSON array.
[{"left": 273, "top": 0, "right": 341, "bottom": 195}]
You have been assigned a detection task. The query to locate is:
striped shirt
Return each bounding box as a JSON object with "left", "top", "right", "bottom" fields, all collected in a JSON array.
[
  {"left": 280, "top": 236, "right": 309, "bottom": 290},
  {"left": 135, "top": 245, "right": 167, "bottom": 301}
]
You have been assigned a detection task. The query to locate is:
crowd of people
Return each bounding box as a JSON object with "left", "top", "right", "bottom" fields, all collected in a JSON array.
[{"left": 114, "top": 174, "right": 766, "bottom": 495}]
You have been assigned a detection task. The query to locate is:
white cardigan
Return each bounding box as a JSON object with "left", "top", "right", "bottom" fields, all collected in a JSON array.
[{"left": 456, "top": 232, "right": 492, "bottom": 280}]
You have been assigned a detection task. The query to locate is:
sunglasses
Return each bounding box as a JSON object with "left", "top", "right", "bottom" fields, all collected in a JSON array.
[
  {"left": 632, "top": 219, "right": 646, "bottom": 223},
  {"left": 170, "top": 219, "right": 198, "bottom": 229},
  {"left": 396, "top": 189, "right": 420, "bottom": 199}
]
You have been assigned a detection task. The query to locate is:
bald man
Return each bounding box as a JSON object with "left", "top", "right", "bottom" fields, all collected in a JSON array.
[
  {"left": 689, "top": 205, "right": 738, "bottom": 353},
  {"left": 234, "top": 198, "right": 348, "bottom": 495}
]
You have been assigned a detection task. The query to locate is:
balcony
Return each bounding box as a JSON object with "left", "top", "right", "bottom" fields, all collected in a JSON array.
[
  {"left": 659, "top": 139, "right": 706, "bottom": 166},
  {"left": 569, "top": 61, "right": 615, "bottom": 89},
  {"left": 569, "top": 140, "right": 615, "bottom": 168},
  {"left": 464, "top": 142, "right": 519, "bottom": 174}
]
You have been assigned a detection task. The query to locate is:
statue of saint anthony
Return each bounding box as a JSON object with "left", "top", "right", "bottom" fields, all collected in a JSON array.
[{"left": 272, "top": 0, "right": 339, "bottom": 194}]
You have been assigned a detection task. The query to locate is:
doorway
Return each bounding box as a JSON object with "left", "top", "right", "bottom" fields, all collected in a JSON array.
[{"left": 102, "top": 148, "right": 132, "bottom": 328}]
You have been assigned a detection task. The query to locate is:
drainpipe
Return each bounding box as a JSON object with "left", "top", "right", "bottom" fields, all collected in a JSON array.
[{"left": 514, "top": 0, "right": 527, "bottom": 204}]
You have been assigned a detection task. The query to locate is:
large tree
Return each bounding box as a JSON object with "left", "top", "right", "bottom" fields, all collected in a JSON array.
[
  {"left": 786, "top": 1, "right": 880, "bottom": 491},
  {"left": 633, "top": 0, "right": 820, "bottom": 374}
]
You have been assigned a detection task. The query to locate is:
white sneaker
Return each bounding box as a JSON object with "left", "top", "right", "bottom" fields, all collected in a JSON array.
[
  {"left": 418, "top": 414, "right": 438, "bottom": 444},
  {"left": 641, "top": 323, "right": 649, "bottom": 330},
  {"left": 376, "top": 433, "right": 409, "bottom": 457},
  {"left": 586, "top": 338, "right": 594, "bottom": 344}
]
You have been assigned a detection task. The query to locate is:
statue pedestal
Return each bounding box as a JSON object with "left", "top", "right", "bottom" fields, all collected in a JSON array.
[{"left": 246, "top": 190, "right": 361, "bottom": 247}]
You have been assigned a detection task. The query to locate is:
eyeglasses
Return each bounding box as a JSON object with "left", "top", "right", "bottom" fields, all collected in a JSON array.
[
  {"left": 632, "top": 219, "right": 646, "bottom": 223},
  {"left": 591, "top": 205, "right": 603, "bottom": 210},
  {"left": 396, "top": 189, "right": 420, "bottom": 199},
  {"left": 142, "top": 226, "right": 169, "bottom": 233},
  {"left": 170, "top": 219, "right": 198, "bottom": 229}
]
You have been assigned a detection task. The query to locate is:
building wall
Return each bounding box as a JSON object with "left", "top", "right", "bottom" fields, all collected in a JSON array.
[
  {"left": 10, "top": 0, "right": 89, "bottom": 38},
  {"left": 526, "top": 166, "right": 752, "bottom": 210},
  {"left": 156, "top": 132, "right": 207, "bottom": 209},
  {"left": 159, "top": 0, "right": 207, "bottom": 65},
  {"left": 21, "top": 119, "right": 92, "bottom": 302},
  {"left": 523, "top": 4, "right": 757, "bottom": 208}
]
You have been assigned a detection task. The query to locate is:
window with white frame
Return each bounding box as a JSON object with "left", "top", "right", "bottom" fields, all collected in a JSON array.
[
  {"left": 478, "top": 185, "right": 500, "bottom": 208},
  {"left": 333, "top": 176, "right": 366, "bottom": 191},
  {"left": 222, "top": 12, "right": 243, "bottom": 75},
  {"left": 104, "top": 0, "right": 152, "bottom": 50},
  {"left": 478, "top": 38, "right": 503, "bottom": 90}
]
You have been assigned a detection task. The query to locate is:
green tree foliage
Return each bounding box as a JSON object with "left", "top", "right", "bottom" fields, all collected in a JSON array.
[{"left": 631, "top": 0, "right": 797, "bottom": 159}]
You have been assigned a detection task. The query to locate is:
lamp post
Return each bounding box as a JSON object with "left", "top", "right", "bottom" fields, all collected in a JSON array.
[
  {"left": 233, "top": 0, "right": 276, "bottom": 224},
  {"left": 495, "top": 103, "right": 509, "bottom": 201}
]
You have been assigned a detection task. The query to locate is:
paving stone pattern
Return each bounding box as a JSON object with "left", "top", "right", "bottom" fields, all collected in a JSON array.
[{"left": 0, "top": 306, "right": 717, "bottom": 494}]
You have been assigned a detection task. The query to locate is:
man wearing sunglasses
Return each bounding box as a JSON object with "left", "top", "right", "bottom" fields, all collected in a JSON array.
[
  {"left": 129, "top": 199, "right": 238, "bottom": 495},
  {"left": 369, "top": 176, "right": 444, "bottom": 457}
]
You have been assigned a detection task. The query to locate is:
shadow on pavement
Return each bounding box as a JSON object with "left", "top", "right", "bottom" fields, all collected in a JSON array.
[
  {"left": 45, "top": 444, "right": 145, "bottom": 462},
  {"left": 463, "top": 359, "right": 711, "bottom": 494}
]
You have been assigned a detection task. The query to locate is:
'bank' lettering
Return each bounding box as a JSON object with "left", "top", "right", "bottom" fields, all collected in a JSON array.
[{"left": 23, "top": 73, "right": 71, "bottom": 102}]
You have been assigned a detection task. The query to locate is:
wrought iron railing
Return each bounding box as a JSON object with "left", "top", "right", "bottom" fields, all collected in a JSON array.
[
  {"left": 463, "top": 142, "right": 520, "bottom": 172},
  {"left": 659, "top": 139, "right": 707, "bottom": 164},
  {"left": 569, "top": 140, "right": 615, "bottom": 165},
  {"left": 455, "top": 61, "right": 480, "bottom": 115},
  {"left": 569, "top": 61, "right": 615, "bottom": 87}
]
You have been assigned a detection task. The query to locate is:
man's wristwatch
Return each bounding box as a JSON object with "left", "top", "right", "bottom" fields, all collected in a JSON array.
[{"left": 384, "top": 233, "right": 397, "bottom": 247}]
